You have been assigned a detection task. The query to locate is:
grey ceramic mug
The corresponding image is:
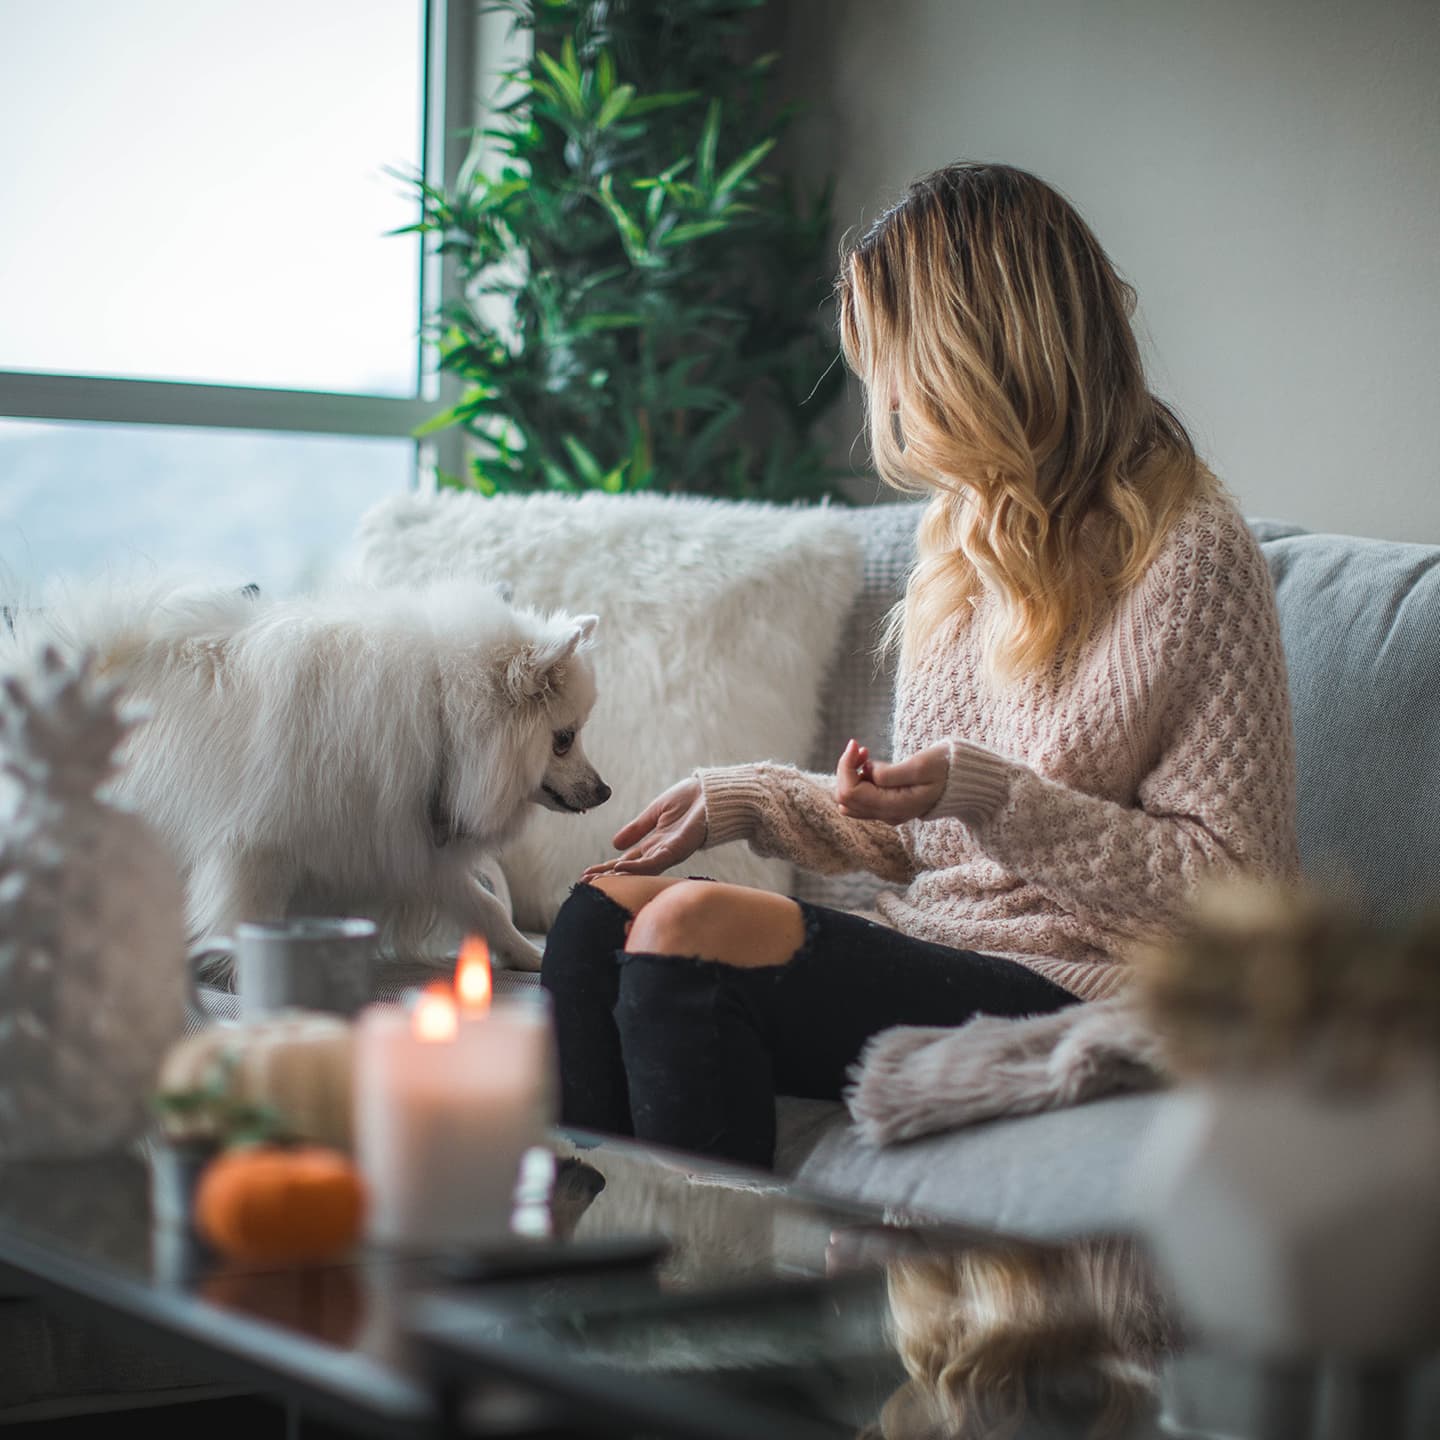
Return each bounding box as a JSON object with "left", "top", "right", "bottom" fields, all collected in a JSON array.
[{"left": 192, "top": 917, "right": 378, "bottom": 1020}]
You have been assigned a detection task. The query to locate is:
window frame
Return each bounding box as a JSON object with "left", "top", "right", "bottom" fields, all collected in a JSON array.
[{"left": 0, "top": 0, "right": 473, "bottom": 487}]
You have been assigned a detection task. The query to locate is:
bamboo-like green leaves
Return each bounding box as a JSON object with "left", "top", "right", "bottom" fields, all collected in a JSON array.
[
  {"left": 696, "top": 99, "right": 721, "bottom": 189},
  {"left": 660, "top": 219, "right": 731, "bottom": 247},
  {"left": 625, "top": 89, "right": 701, "bottom": 116},
  {"left": 595, "top": 173, "right": 653, "bottom": 267},
  {"left": 534, "top": 40, "right": 585, "bottom": 116},
  {"left": 592, "top": 83, "right": 632, "bottom": 131},
  {"left": 715, "top": 138, "right": 776, "bottom": 204},
  {"left": 401, "top": 0, "right": 844, "bottom": 500}
]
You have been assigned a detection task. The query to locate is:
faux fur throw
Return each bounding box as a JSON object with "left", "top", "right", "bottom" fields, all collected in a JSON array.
[
  {"left": 353, "top": 492, "right": 861, "bottom": 930},
  {"left": 845, "top": 997, "right": 1171, "bottom": 1146}
]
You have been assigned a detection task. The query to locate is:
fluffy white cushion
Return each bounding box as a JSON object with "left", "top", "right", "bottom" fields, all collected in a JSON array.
[{"left": 353, "top": 491, "right": 862, "bottom": 930}]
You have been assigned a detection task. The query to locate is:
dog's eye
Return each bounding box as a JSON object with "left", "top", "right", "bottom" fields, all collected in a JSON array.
[{"left": 552, "top": 729, "right": 575, "bottom": 757}]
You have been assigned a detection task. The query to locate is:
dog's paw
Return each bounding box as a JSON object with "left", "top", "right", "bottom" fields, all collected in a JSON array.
[{"left": 499, "top": 936, "right": 545, "bottom": 972}]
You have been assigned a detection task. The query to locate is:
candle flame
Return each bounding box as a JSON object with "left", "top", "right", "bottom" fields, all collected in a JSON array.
[
  {"left": 456, "top": 934, "right": 493, "bottom": 1014},
  {"left": 413, "top": 982, "right": 459, "bottom": 1042}
]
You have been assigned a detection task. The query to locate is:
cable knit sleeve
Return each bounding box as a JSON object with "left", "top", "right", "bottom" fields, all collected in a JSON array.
[
  {"left": 924, "top": 508, "right": 1299, "bottom": 935},
  {"left": 695, "top": 762, "right": 916, "bottom": 885}
]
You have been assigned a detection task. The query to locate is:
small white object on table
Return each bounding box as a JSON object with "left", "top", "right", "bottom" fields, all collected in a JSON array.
[{"left": 353, "top": 937, "right": 554, "bottom": 1249}]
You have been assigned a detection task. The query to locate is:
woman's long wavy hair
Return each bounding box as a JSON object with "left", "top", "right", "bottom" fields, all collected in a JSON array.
[{"left": 837, "top": 163, "right": 1214, "bottom": 681}]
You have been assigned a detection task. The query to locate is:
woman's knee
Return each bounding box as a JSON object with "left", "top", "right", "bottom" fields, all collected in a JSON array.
[
  {"left": 624, "top": 881, "right": 806, "bottom": 967},
  {"left": 541, "top": 880, "right": 636, "bottom": 992},
  {"left": 586, "top": 873, "right": 682, "bottom": 917},
  {"left": 623, "top": 881, "right": 719, "bottom": 953}
]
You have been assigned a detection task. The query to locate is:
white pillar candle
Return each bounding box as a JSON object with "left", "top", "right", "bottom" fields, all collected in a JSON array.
[{"left": 353, "top": 943, "right": 553, "bottom": 1250}]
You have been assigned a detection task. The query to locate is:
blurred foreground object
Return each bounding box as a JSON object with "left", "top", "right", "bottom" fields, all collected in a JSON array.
[
  {"left": 1133, "top": 879, "right": 1440, "bottom": 1358},
  {"left": 0, "top": 650, "right": 186, "bottom": 1157}
]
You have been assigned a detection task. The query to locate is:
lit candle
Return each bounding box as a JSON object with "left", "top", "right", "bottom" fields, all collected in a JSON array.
[
  {"left": 352, "top": 938, "right": 554, "bottom": 1249},
  {"left": 455, "top": 935, "right": 494, "bottom": 1017},
  {"left": 413, "top": 982, "right": 460, "bottom": 1041}
]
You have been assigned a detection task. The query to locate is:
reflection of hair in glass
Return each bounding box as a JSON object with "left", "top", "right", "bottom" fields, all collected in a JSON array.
[{"left": 866, "top": 1237, "right": 1174, "bottom": 1440}]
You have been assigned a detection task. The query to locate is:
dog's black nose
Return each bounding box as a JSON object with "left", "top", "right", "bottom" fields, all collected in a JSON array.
[{"left": 595, "top": 783, "right": 612, "bottom": 806}]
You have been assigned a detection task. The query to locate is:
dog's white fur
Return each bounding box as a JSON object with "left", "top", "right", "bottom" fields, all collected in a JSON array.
[
  {"left": 7, "top": 576, "right": 609, "bottom": 970},
  {"left": 356, "top": 491, "right": 865, "bottom": 929}
]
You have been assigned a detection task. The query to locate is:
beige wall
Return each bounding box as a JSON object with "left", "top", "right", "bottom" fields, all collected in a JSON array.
[{"left": 778, "top": 0, "right": 1440, "bottom": 540}]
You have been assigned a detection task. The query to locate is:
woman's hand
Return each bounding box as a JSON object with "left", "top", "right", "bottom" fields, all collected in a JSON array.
[
  {"left": 836, "top": 739, "right": 949, "bottom": 824},
  {"left": 580, "top": 776, "right": 708, "bottom": 880}
]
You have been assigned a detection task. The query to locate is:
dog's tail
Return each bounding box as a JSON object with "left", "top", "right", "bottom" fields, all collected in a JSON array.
[{"left": 5, "top": 575, "right": 261, "bottom": 685}]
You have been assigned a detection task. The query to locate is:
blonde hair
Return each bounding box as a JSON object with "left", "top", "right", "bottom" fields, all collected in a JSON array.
[
  {"left": 836, "top": 163, "right": 1214, "bottom": 680},
  {"left": 874, "top": 1241, "right": 1171, "bottom": 1440}
]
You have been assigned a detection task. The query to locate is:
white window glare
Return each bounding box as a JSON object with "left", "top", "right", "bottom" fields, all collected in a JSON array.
[{"left": 0, "top": 0, "right": 425, "bottom": 397}]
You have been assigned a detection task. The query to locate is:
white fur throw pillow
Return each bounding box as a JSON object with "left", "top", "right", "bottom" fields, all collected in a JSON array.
[{"left": 353, "top": 492, "right": 862, "bottom": 930}]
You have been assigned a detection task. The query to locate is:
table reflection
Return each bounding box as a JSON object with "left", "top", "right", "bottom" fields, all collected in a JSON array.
[
  {"left": 865, "top": 1236, "right": 1176, "bottom": 1440},
  {"left": 1, "top": 1143, "right": 1189, "bottom": 1439}
]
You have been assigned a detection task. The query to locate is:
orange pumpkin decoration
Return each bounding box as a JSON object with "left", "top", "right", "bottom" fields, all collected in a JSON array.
[{"left": 194, "top": 1145, "right": 366, "bottom": 1263}]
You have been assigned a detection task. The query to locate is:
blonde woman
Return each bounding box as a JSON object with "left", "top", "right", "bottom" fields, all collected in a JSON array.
[{"left": 541, "top": 162, "right": 1298, "bottom": 1168}]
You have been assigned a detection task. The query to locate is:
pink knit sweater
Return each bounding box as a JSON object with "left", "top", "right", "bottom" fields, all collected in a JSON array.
[{"left": 696, "top": 491, "right": 1299, "bottom": 1002}]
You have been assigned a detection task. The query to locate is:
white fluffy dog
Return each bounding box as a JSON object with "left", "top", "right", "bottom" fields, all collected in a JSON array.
[{"left": 8, "top": 577, "right": 609, "bottom": 970}]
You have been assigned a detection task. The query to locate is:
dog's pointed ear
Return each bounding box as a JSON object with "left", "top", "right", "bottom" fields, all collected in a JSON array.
[{"left": 505, "top": 615, "right": 599, "bottom": 702}]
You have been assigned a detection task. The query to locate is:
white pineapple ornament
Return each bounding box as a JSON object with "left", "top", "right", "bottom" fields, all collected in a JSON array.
[{"left": 0, "top": 648, "right": 187, "bottom": 1158}]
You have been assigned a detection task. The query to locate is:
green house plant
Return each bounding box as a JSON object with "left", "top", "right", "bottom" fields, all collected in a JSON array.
[{"left": 404, "top": 0, "right": 845, "bottom": 500}]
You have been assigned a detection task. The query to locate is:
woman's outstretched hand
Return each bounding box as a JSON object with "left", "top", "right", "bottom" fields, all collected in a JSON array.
[
  {"left": 580, "top": 776, "right": 708, "bottom": 880},
  {"left": 836, "top": 738, "right": 949, "bottom": 824}
]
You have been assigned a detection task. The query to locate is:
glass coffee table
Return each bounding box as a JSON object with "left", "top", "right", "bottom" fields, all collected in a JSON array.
[
  {"left": 0, "top": 1129, "right": 1430, "bottom": 1438},
  {"left": 415, "top": 1133, "right": 1181, "bottom": 1440}
]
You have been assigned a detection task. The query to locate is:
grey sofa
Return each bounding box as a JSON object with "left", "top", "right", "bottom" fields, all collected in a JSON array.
[
  {"left": 763, "top": 504, "right": 1440, "bottom": 1236},
  {"left": 760, "top": 505, "right": 1440, "bottom": 1235},
  {"left": 6, "top": 502, "right": 1437, "bottom": 1419}
]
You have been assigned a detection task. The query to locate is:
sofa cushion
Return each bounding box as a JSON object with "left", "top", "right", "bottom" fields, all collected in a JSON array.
[
  {"left": 775, "top": 1091, "right": 1163, "bottom": 1236},
  {"left": 795, "top": 501, "right": 919, "bottom": 914},
  {"left": 1256, "top": 524, "right": 1440, "bottom": 922}
]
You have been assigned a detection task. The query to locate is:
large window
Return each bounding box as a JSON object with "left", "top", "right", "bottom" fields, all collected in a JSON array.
[{"left": 0, "top": 0, "right": 471, "bottom": 597}]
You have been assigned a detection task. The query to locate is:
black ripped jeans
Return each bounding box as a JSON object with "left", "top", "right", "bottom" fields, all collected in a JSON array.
[{"left": 540, "top": 881, "right": 1080, "bottom": 1170}]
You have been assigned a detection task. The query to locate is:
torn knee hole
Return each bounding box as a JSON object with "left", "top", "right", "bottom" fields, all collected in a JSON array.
[{"left": 568, "top": 878, "right": 639, "bottom": 926}]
